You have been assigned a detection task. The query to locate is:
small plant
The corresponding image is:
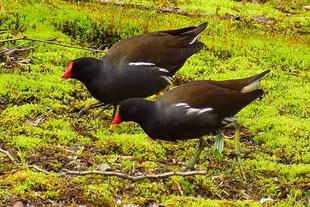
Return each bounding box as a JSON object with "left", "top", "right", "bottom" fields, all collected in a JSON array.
[
  {"left": 17, "top": 147, "right": 27, "bottom": 167},
  {"left": 214, "top": 133, "right": 224, "bottom": 158}
]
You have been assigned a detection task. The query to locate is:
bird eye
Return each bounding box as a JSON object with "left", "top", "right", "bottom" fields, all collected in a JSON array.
[{"left": 120, "top": 107, "right": 127, "bottom": 114}]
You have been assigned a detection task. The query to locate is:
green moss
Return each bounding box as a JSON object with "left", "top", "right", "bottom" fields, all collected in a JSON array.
[{"left": 1, "top": 0, "right": 310, "bottom": 205}]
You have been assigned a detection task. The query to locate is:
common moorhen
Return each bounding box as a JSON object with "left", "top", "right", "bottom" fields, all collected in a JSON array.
[
  {"left": 62, "top": 22, "right": 208, "bottom": 118},
  {"left": 112, "top": 70, "right": 270, "bottom": 178}
]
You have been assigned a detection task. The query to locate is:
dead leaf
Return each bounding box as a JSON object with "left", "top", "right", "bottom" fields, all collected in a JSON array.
[
  {"left": 98, "top": 163, "right": 111, "bottom": 171},
  {"left": 260, "top": 197, "right": 274, "bottom": 203},
  {"left": 13, "top": 201, "right": 24, "bottom": 207},
  {"left": 253, "top": 16, "right": 274, "bottom": 24},
  {"left": 0, "top": 99, "right": 5, "bottom": 109},
  {"left": 251, "top": 0, "right": 260, "bottom": 4},
  {"left": 25, "top": 116, "right": 46, "bottom": 126},
  {"left": 16, "top": 59, "right": 31, "bottom": 65},
  {"left": 120, "top": 156, "right": 140, "bottom": 161},
  {"left": 303, "top": 5, "right": 310, "bottom": 10},
  {"left": 233, "top": 7, "right": 243, "bottom": 12}
]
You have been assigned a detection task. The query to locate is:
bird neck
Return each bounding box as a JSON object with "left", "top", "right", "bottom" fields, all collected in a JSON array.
[
  {"left": 133, "top": 99, "right": 157, "bottom": 125},
  {"left": 75, "top": 58, "right": 104, "bottom": 84}
]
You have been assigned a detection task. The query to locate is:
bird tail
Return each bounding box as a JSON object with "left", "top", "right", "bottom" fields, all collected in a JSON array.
[
  {"left": 240, "top": 70, "right": 270, "bottom": 93},
  {"left": 181, "top": 22, "right": 208, "bottom": 45}
]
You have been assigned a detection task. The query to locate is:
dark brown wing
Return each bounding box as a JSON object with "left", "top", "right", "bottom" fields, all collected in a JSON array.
[
  {"left": 208, "top": 70, "right": 270, "bottom": 92},
  {"left": 105, "top": 22, "right": 207, "bottom": 73},
  {"left": 159, "top": 71, "right": 269, "bottom": 119},
  {"left": 181, "top": 70, "right": 270, "bottom": 92}
]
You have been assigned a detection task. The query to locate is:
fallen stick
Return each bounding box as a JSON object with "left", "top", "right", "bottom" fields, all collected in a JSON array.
[
  {"left": 1, "top": 41, "right": 33, "bottom": 54},
  {"left": 0, "top": 147, "right": 209, "bottom": 181},
  {"left": 63, "top": 169, "right": 208, "bottom": 181},
  {"left": 0, "top": 36, "right": 108, "bottom": 53},
  {"left": 99, "top": 0, "right": 208, "bottom": 17},
  {"left": 0, "top": 147, "right": 18, "bottom": 163}
]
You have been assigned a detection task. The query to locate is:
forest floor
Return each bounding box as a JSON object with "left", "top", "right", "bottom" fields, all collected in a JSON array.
[{"left": 0, "top": 0, "right": 310, "bottom": 206}]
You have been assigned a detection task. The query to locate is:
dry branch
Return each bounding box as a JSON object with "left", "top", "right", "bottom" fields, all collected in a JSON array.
[
  {"left": 100, "top": 0, "right": 208, "bottom": 17},
  {"left": 28, "top": 164, "right": 60, "bottom": 175},
  {"left": 63, "top": 169, "right": 208, "bottom": 181},
  {"left": 1, "top": 44, "right": 36, "bottom": 55},
  {"left": 0, "top": 147, "right": 18, "bottom": 163},
  {"left": 0, "top": 36, "right": 108, "bottom": 53},
  {"left": 0, "top": 146, "right": 209, "bottom": 181},
  {"left": 172, "top": 178, "right": 184, "bottom": 195}
]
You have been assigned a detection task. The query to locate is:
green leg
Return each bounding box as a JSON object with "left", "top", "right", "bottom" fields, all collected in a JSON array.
[
  {"left": 93, "top": 104, "right": 113, "bottom": 119},
  {"left": 185, "top": 137, "right": 206, "bottom": 171},
  {"left": 226, "top": 122, "right": 247, "bottom": 182},
  {"left": 78, "top": 102, "right": 107, "bottom": 116}
]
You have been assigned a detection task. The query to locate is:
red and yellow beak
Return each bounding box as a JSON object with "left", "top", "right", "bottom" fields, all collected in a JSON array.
[
  {"left": 110, "top": 110, "right": 121, "bottom": 129},
  {"left": 61, "top": 61, "right": 73, "bottom": 80}
]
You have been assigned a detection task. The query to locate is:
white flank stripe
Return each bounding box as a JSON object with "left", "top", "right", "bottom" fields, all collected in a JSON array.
[
  {"left": 176, "top": 103, "right": 190, "bottom": 107},
  {"left": 197, "top": 108, "right": 213, "bottom": 115},
  {"left": 158, "top": 68, "right": 169, "bottom": 73},
  {"left": 186, "top": 108, "right": 200, "bottom": 115},
  {"left": 161, "top": 76, "right": 172, "bottom": 84},
  {"left": 129, "top": 62, "right": 155, "bottom": 66},
  {"left": 189, "top": 33, "right": 201, "bottom": 45},
  {"left": 224, "top": 118, "right": 234, "bottom": 122},
  {"left": 221, "top": 120, "right": 229, "bottom": 125},
  {"left": 241, "top": 78, "right": 261, "bottom": 93},
  {"left": 222, "top": 117, "right": 237, "bottom": 124},
  {"left": 175, "top": 103, "right": 213, "bottom": 116}
]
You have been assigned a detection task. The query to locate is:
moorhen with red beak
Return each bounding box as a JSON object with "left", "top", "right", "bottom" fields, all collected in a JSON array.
[
  {"left": 62, "top": 22, "right": 207, "bottom": 118},
  {"left": 112, "top": 70, "right": 270, "bottom": 179}
]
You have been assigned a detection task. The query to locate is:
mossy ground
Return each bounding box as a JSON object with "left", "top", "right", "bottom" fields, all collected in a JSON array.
[{"left": 0, "top": 0, "right": 309, "bottom": 206}]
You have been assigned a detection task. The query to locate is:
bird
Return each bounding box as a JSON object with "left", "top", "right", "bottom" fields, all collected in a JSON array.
[
  {"left": 61, "top": 22, "right": 208, "bottom": 118},
  {"left": 111, "top": 70, "right": 270, "bottom": 179}
]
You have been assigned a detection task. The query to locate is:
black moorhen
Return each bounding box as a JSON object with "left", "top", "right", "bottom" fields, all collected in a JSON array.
[
  {"left": 112, "top": 70, "right": 270, "bottom": 179},
  {"left": 62, "top": 22, "right": 208, "bottom": 118}
]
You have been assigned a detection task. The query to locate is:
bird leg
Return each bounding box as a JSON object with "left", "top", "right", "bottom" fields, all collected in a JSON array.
[
  {"left": 226, "top": 122, "right": 247, "bottom": 182},
  {"left": 184, "top": 137, "right": 206, "bottom": 171},
  {"left": 93, "top": 104, "right": 114, "bottom": 119},
  {"left": 78, "top": 102, "right": 108, "bottom": 116}
]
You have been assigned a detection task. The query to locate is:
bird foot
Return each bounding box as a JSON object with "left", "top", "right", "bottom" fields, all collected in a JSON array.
[
  {"left": 78, "top": 108, "right": 87, "bottom": 116},
  {"left": 93, "top": 109, "right": 105, "bottom": 119},
  {"left": 226, "top": 154, "right": 247, "bottom": 183}
]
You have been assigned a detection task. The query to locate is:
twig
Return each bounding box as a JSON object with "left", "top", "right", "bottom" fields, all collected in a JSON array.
[
  {"left": 63, "top": 169, "right": 208, "bottom": 181},
  {"left": 0, "top": 146, "right": 209, "bottom": 181},
  {"left": 0, "top": 31, "right": 7, "bottom": 34},
  {"left": 1, "top": 42, "right": 34, "bottom": 54},
  {"left": 100, "top": 0, "right": 208, "bottom": 17},
  {"left": 0, "top": 147, "right": 18, "bottom": 163},
  {"left": 28, "top": 164, "right": 60, "bottom": 175},
  {"left": 8, "top": 41, "right": 32, "bottom": 49},
  {"left": 0, "top": 36, "right": 108, "bottom": 53},
  {"left": 172, "top": 178, "right": 184, "bottom": 195},
  {"left": 0, "top": 37, "right": 24, "bottom": 43}
]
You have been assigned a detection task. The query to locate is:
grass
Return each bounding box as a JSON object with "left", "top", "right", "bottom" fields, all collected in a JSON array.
[{"left": 0, "top": 0, "right": 310, "bottom": 206}]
